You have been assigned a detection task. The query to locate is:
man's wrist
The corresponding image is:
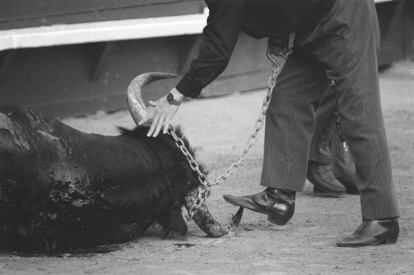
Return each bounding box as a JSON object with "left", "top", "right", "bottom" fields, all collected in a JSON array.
[{"left": 169, "top": 88, "right": 186, "bottom": 104}]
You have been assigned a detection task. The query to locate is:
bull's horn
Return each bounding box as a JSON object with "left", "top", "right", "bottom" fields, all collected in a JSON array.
[{"left": 127, "top": 72, "right": 178, "bottom": 125}]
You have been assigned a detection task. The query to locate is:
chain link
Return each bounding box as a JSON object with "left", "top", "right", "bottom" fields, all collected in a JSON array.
[
  {"left": 168, "top": 128, "right": 211, "bottom": 218},
  {"left": 168, "top": 47, "right": 290, "bottom": 219}
]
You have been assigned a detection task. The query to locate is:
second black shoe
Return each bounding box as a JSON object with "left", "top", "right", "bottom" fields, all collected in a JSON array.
[
  {"left": 336, "top": 218, "right": 399, "bottom": 247},
  {"left": 307, "top": 162, "right": 346, "bottom": 198},
  {"left": 223, "top": 188, "right": 295, "bottom": 225}
]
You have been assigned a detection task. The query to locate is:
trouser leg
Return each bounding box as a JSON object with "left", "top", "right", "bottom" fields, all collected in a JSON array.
[
  {"left": 304, "top": 0, "right": 399, "bottom": 219},
  {"left": 309, "top": 88, "right": 358, "bottom": 192},
  {"left": 335, "top": 72, "right": 399, "bottom": 218},
  {"left": 334, "top": 9, "right": 399, "bottom": 219},
  {"left": 260, "top": 52, "right": 329, "bottom": 191},
  {"left": 308, "top": 89, "right": 337, "bottom": 165}
]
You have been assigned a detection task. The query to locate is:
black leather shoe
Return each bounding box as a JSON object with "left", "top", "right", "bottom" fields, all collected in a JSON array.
[
  {"left": 307, "top": 162, "right": 346, "bottom": 198},
  {"left": 336, "top": 219, "right": 399, "bottom": 247},
  {"left": 223, "top": 188, "right": 295, "bottom": 225}
]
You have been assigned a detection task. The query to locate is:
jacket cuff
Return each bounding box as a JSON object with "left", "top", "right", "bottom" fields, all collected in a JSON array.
[{"left": 175, "top": 75, "right": 203, "bottom": 98}]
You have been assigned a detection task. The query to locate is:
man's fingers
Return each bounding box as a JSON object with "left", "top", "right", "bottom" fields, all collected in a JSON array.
[
  {"left": 163, "top": 116, "right": 172, "bottom": 134},
  {"left": 144, "top": 95, "right": 179, "bottom": 137},
  {"left": 147, "top": 113, "right": 161, "bottom": 137},
  {"left": 153, "top": 114, "right": 166, "bottom": 137}
]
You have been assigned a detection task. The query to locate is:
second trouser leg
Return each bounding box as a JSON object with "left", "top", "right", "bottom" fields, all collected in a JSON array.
[
  {"left": 260, "top": 52, "right": 329, "bottom": 191},
  {"left": 305, "top": 0, "right": 400, "bottom": 219},
  {"left": 308, "top": 89, "right": 337, "bottom": 165},
  {"left": 331, "top": 127, "right": 359, "bottom": 194},
  {"left": 307, "top": 88, "right": 356, "bottom": 196}
]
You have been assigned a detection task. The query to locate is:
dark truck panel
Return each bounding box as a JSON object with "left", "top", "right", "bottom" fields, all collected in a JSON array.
[{"left": 0, "top": 0, "right": 203, "bottom": 30}]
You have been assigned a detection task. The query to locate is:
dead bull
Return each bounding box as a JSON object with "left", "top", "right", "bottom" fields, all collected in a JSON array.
[{"left": 0, "top": 73, "right": 230, "bottom": 253}]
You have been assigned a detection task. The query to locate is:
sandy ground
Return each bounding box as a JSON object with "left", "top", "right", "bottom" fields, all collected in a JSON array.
[{"left": 1, "top": 61, "right": 414, "bottom": 275}]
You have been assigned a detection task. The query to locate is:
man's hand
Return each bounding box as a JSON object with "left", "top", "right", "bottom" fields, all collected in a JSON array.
[{"left": 139, "top": 88, "right": 185, "bottom": 137}]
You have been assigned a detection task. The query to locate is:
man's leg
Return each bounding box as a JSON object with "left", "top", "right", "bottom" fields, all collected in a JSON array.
[
  {"left": 309, "top": 89, "right": 337, "bottom": 166},
  {"left": 260, "top": 52, "right": 329, "bottom": 191},
  {"left": 224, "top": 51, "right": 329, "bottom": 225},
  {"left": 331, "top": 128, "right": 359, "bottom": 195},
  {"left": 303, "top": 0, "right": 399, "bottom": 246},
  {"left": 308, "top": 89, "right": 347, "bottom": 197}
]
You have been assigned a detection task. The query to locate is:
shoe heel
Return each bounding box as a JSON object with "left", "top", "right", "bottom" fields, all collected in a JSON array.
[
  {"left": 267, "top": 214, "right": 290, "bottom": 226},
  {"left": 383, "top": 234, "right": 398, "bottom": 245}
]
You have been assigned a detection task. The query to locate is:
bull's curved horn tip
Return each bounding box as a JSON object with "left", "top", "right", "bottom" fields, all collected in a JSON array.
[{"left": 127, "top": 72, "right": 178, "bottom": 125}]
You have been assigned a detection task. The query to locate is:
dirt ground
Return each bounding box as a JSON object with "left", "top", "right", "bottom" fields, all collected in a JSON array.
[{"left": 1, "top": 61, "right": 414, "bottom": 275}]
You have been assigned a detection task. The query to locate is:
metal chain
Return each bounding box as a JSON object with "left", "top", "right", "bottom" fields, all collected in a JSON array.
[
  {"left": 168, "top": 128, "right": 211, "bottom": 218},
  {"left": 209, "top": 48, "right": 289, "bottom": 186},
  {"left": 168, "top": 47, "right": 290, "bottom": 219}
]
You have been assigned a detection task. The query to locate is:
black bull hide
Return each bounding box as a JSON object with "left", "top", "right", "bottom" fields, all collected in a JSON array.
[{"left": 0, "top": 105, "right": 228, "bottom": 252}]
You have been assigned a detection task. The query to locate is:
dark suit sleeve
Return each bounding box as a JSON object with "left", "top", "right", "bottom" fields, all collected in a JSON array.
[{"left": 175, "top": 0, "right": 247, "bottom": 98}]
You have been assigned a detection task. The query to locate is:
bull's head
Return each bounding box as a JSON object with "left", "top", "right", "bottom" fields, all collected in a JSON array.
[
  {"left": 126, "top": 72, "right": 243, "bottom": 237},
  {"left": 127, "top": 72, "right": 178, "bottom": 125}
]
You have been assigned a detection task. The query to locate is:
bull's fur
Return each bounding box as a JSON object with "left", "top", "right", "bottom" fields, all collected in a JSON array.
[{"left": 0, "top": 105, "right": 214, "bottom": 253}]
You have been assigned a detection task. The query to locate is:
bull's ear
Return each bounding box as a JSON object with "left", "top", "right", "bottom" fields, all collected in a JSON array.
[{"left": 160, "top": 209, "right": 188, "bottom": 238}]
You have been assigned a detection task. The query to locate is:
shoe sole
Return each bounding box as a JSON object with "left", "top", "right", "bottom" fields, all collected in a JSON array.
[
  {"left": 223, "top": 195, "right": 268, "bottom": 214},
  {"left": 311, "top": 184, "right": 345, "bottom": 198},
  {"left": 223, "top": 195, "right": 290, "bottom": 226},
  {"left": 336, "top": 234, "right": 399, "bottom": 247},
  {"left": 313, "top": 189, "right": 345, "bottom": 198}
]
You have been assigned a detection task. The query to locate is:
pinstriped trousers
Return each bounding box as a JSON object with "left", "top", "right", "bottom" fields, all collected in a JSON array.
[
  {"left": 308, "top": 88, "right": 338, "bottom": 166},
  {"left": 260, "top": 0, "right": 400, "bottom": 219}
]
